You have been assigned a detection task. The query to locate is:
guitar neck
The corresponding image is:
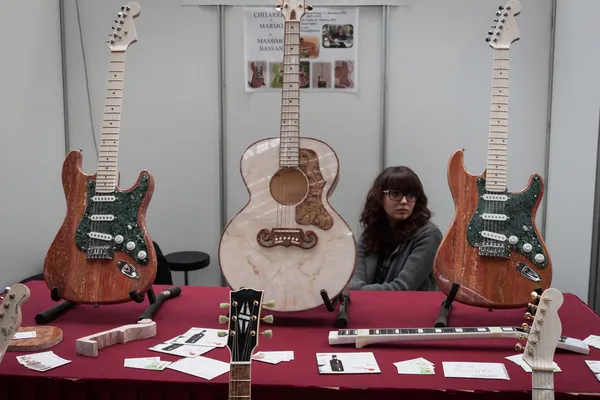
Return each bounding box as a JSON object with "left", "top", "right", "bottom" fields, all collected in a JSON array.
[
  {"left": 532, "top": 370, "right": 554, "bottom": 400},
  {"left": 229, "top": 362, "right": 251, "bottom": 399},
  {"left": 279, "top": 20, "right": 301, "bottom": 168},
  {"left": 96, "top": 50, "right": 127, "bottom": 193},
  {"left": 329, "top": 326, "right": 589, "bottom": 354},
  {"left": 485, "top": 48, "right": 510, "bottom": 193}
]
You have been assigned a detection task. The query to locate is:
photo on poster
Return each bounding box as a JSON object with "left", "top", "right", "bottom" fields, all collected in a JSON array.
[
  {"left": 315, "top": 352, "right": 381, "bottom": 374},
  {"left": 322, "top": 24, "right": 354, "bottom": 48}
]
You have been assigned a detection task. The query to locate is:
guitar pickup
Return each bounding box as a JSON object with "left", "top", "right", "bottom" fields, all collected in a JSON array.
[
  {"left": 89, "top": 214, "right": 115, "bottom": 221},
  {"left": 88, "top": 232, "right": 113, "bottom": 241}
]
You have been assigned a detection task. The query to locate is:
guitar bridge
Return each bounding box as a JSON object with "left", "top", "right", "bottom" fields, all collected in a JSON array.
[
  {"left": 478, "top": 243, "right": 510, "bottom": 259},
  {"left": 86, "top": 245, "right": 115, "bottom": 260},
  {"left": 256, "top": 228, "right": 318, "bottom": 249}
]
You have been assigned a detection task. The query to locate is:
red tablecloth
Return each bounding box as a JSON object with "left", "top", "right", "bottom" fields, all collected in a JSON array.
[{"left": 1, "top": 280, "right": 599, "bottom": 399}]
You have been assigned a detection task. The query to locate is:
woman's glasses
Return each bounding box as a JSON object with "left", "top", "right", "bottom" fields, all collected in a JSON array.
[{"left": 383, "top": 190, "right": 418, "bottom": 202}]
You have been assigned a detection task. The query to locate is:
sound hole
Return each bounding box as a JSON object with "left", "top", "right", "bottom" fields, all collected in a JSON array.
[{"left": 269, "top": 168, "right": 308, "bottom": 205}]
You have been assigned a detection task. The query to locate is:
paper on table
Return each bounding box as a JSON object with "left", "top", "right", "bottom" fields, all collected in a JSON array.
[
  {"left": 13, "top": 331, "right": 36, "bottom": 339},
  {"left": 16, "top": 351, "right": 71, "bottom": 372},
  {"left": 252, "top": 351, "right": 294, "bottom": 364},
  {"left": 316, "top": 352, "right": 381, "bottom": 374},
  {"left": 394, "top": 357, "right": 435, "bottom": 375},
  {"left": 585, "top": 360, "right": 600, "bottom": 382},
  {"left": 505, "top": 354, "right": 561, "bottom": 372},
  {"left": 442, "top": 362, "right": 510, "bottom": 380},
  {"left": 148, "top": 342, "right": 215, "bottom": 358},
  {"left": 167, "top": 356, "right": 230, "bottom": 380},
  {"left": 583, "top": 335, "right": 600, "bottom": 350},
  {"left": 170, "top": 328, "right": 228, "bottom": 348},
  {"left": 124, "top": 357, "right": 171, "bottom": 370}
]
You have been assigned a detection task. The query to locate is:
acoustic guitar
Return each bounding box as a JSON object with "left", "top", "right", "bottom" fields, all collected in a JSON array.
[
  {"left": 219, "top": 0, "right": 356, "bottom": 312},
  {"left": 219, "top": 288, "right": 273, "bottom": 400},
  {"left": 0, "top": 284, "right": 30, "bottom": 365},
  {"left": 521, "top": 288, "right": 563, "bottom": 400},
  {"left": 433, "top": 0, "right": 552, "bottom": 308},
  {"left": 44, "top": 2, "right": 157, "bottom": 305}
]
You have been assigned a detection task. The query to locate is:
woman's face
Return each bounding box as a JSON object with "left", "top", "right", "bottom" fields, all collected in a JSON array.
[{"left": 382, "top": 190, "right": 416, "bottom": 222}]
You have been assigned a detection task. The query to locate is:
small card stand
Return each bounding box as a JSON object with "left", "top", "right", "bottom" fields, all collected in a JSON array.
[
  {"left": 320, "top": 289, "right": 350, "bottom": 328},
  {"left": 35, "top": 286, "right": 181, "bottom": 324},
  {"left": 434, "top": 283, "right": 544, "bottom": 328}
]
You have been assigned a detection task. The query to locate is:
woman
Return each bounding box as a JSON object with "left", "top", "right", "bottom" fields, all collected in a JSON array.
[{"left": 347, "top": 166, "right": 443, "bottom": 291}]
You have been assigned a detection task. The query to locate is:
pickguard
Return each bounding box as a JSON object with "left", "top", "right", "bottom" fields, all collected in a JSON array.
[
  {"left": 465, "top": 175, "right": 549, "bottom": 269},
  {"left": 75, "top": 173, "right": 151, "bottom": 266},
  {"left": 295, "top": 148, "right": 333, "bottom": 230}
]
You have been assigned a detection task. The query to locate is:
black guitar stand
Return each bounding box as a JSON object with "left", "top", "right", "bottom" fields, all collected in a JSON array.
[
  {"left": 320, "top": 289, "right": 350, "bottom": 328},
  {"left": 35, "top": 286, "right": 181, "bottom": 324},
  {"left": 434, "top": 282, "right": 544, "bottom": 328}
]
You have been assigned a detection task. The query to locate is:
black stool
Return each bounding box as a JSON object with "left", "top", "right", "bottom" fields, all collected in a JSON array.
[{"left": 165, "top": 251, "right": 210, "bottom": 286}]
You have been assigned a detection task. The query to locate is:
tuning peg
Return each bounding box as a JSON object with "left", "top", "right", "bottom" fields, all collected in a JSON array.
[
  {"left": 219, "top": 315, "right": 229, "bottom": 324},
  {"left": 515, "top": 343, "right": 524, "bottom": 352},
  {"left": 528, "top": 303, "right": 538, "bottom": 310},
  {"left": 264, "top": 300, "right": 275, "bottom": 308},
  {"left": 275, "top": 5, "right": 282, "bottom": 11},
  {"left": 261, "top": 330, "right": 273, "bottom": 338},
  {"left": 306, "top": 4, "right": 313, "bottom": 10},
  {"left": 521, "top": 323, "right": 529, "bottom": 330},
  {"left": 217, "top": 330, "right": 228, "bottom": 337},
  {"left": 262, "top": 315, "right": 274, "bottom": 323},
  {"left": 219, "top": 303, "right": 229, "bottom": 309},
  {"left": 524, "top": 312, "right": 533, "bottom": 320},
  {"left": 531, "top": 291, "right": 541, "bottom": 300}
]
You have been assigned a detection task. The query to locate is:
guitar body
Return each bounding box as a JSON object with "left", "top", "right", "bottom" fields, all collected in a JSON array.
[
  {"left": 433, "top": 149, "right": 552, "bottom": 308},
  {"left": 219, "top": 137, "right": 356, "bottom": 312},
  {"left": 43, "top": 150, "right": 157, "bottom": 304}
]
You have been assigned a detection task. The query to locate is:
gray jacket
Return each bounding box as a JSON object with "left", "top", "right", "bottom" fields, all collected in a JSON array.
[{"left": 347, "top": 220, "right": 443, "bottom": 291}]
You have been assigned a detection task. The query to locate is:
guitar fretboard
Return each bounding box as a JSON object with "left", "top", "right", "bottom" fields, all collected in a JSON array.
[
  {"left": 279, "top": 20, "right": 301, "bottom": 168},
  {"left": 229, "top": 362, "right": 251, "bottom": 399},
  {"left": 339, "top": 326, "right": 507, "bottom": 336},
  {"left": 485, "top": 49, "right": 510, "bottom": 193},
  {"left": 96, "top": 51, "right": 126, "bottom": 193}
]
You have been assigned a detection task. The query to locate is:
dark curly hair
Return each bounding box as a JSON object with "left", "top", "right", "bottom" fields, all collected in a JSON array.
[{"left": 359, "top": 166, "right": 432, "bottom": 254}]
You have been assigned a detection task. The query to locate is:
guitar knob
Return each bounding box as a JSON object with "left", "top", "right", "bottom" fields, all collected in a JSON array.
[
  {"left": 219, "top": 303, "right": 230, "bottom": 309},
  {"left": 137, "top": 251, "right": 147, "bottom": 260},
  {"left": 217, "top": 331, "right": 228, "bottom": 337},
  {"left": 262, "top": 315, "right": 274, "bottom": 323},
  {"left": 264, "top": 300, "right": 275, "bottom": 308},
  {"left": 522, "top": 243, "right": 533, "bottom": 252},
  {"left": 114, "top": 235, "right": 124, "bottom": 244},
  {"left": 126, "top": 241, "right": 135, "bottom": 250},
  {"left": 508, "top": 235, "right": 518, "bottom": 244},
  {"left": 534, "top": 253, "right": 545, "bottom": 263},
  {"left": 219, "top": 315, "right": 229, "bottom": 324},
  {"left": 261, "top": 330, "right": 273, "bottom": 338},
  {"left": 515, "top": 343, "right": 524, "bottom": 351}
]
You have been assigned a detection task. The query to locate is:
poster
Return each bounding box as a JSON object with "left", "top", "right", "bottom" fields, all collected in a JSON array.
[{"left": 244, "top": 6, "right": 358, "bottom": 93}]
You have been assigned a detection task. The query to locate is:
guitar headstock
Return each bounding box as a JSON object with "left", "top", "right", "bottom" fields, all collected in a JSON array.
[
  {"left": 275, "top": 0, "right": 312, "bottom": 21},
  {"left": 106, "top": 2, "right": 142, "bottom": 51},
  {"left": 0, "top": 284, "right": 31, "bottom": 363},
  {"left": 485, "top": 0, "right": 521, "bottom": 50},
  {"left": 519, "top": 289, "right": 564, "bottom": 371},
  {"left": 218, "top": 288, "right": 275, "bottom": 363}
]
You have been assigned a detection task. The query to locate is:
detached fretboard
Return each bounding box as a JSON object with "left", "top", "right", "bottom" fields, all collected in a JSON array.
[
  {"left": 340, "top": 326, "right": 510, "bottom": 336},
  {"left": 279, "top": 19, "right": 301, "bottom": 168},
  {"left": 229, "top": 363, "right": 251, "bottom": 399},
  {"left": 96, "top": 51, "right": 126, "bottom": 193},
  {"left": 485, "top": 49, "right": 510, "bottom": 193}
]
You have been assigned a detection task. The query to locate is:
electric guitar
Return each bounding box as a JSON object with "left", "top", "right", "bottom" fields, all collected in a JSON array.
[
  {"left": 521, "top": 288, "right": 563, "bottom": 399},
  {"left": 43, "top": 2, "right": 157, "bottom": 305},
  {"left": 0, "top": 284, "right": 30, "bottom": 364},
  {"left": 433, "top": 0, "right": 552, "bottom": 308},
  {"left": 218, "top": 288, "right": 274, "bottom": 400},
  {"left": 218, "top": 0, "right": 356, "bottom": 312}
]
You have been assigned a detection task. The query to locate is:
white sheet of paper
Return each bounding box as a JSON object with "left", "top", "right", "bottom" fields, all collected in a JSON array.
[
  {"left": 394, "top": 357, "right": 435, "bottom": 375},
  {"left": 585, "top": 359, "right": 600, "bottom": 381},
  {"left": 172, "top": 328, "right": 228, "bottom": 348},
  {"left": 13, "top": 331, "right": 37, "bottom": 339},
  {"left": 148, "top": 342, "right": 215, "bottom": 358},
  {"left": 252, "top": 351, "right": 294, "bottom": 364},
  {"left": 442, "top": 362, "right": 510, "bottom": 380},
  {"left": 316, "top": 352, "right": 380, "bottom": 374},
  {"left": 124, "top": 357, "right": 171, "bottom": 370},
  {"left": 505, "top": 354, "right": 561, "bottom": 373},
  {"left": 16, "top": 351, "right": 71, "bottom": 372},
  {"left": 584, "top": 335, "right": 600, "bottom": 350},
  {"left": 167, "top": 356, "right": 230, "bottom": 380}
]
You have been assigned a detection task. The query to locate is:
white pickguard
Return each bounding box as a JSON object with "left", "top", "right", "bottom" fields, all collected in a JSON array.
[{"left": 219, "top": 137, "right": 356, "bottom": 312}]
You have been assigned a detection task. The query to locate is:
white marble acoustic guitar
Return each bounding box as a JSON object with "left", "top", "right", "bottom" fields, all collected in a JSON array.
[
  {"left": 218, "top": 0, "right": 356, "bottom": 312},
  {"left": 0, "top": 284, "right": 30, "bottom": 365}
]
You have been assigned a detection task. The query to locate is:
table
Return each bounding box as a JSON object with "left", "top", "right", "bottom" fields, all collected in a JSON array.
[{"left": 1, "top": 281, "right": 599, "bottom": 399}]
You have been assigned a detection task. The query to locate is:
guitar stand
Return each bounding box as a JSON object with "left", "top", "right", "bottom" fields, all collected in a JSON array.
[
  {"left": 35, "top": 286, "right": 181, "bottom": 324},
  {"left": 434, "top": 283, "right": 545, "bottom": 328},
  {"left": 320, "top": 289, "right": 350, "bottom": 328}
]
